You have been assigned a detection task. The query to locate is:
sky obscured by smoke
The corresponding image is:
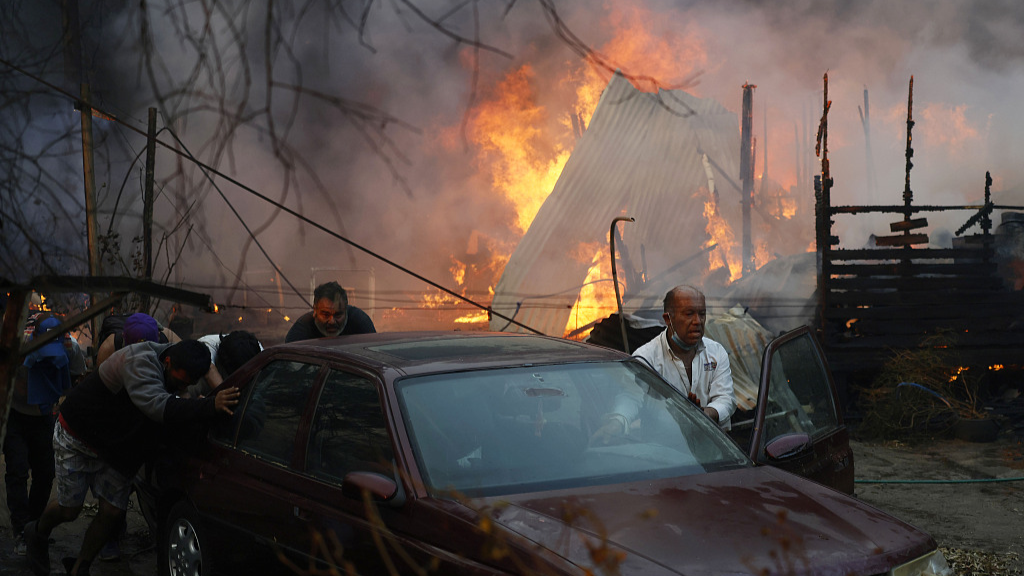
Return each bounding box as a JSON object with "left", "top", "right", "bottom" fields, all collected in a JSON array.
[{"left": 4, "top": 0, "right": 1024, "bottom": 329}]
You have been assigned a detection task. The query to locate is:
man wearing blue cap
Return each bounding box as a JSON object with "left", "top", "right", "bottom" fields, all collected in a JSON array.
[{"left": 2, "top": 314, "right": 72, "bottom": 555}]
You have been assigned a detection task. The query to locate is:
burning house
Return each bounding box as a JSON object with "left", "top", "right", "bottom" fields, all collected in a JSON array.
[
  {"left": 813, "top": 77, "right": 1024, "bottom": 386},
  {"left": 484, "top": 69, "right": 1024, "bottom": 418},
  {"left": 488, "top": 72, "right": 809, "bottom": 339}
]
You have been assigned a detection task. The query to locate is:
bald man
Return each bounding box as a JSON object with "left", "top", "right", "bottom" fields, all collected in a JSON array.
[{"left": 632, "top": 285, "right": 736, "bottom": 429}]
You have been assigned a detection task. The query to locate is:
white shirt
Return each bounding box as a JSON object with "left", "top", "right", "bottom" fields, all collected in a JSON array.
[{"left": 632, "top": 330, "right": 736, "bottom": 429}]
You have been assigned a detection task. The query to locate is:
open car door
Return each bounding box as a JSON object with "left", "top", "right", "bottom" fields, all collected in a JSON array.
[{"left": 733, "top": 326, "right": 854, "bottom": 493}]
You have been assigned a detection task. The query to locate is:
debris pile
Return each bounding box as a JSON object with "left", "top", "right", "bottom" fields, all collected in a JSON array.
[
  {"left": 856, "top": 333, "right": 996, "bottom": 442},
  {"left": 941, "top": 547, "right": 1022, "bottom": 576}
]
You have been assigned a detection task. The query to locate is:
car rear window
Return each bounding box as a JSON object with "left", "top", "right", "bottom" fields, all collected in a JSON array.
[{"left": 367, "top": 336, "right": 587, "bottom": 361}]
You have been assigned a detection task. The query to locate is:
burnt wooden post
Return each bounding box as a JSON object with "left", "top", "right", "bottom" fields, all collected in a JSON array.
[
  {"left": 814, "top": 73, "right": 834, "bottom": 337},
  {"left": 903, "top": 77, "right": 915, "bottom": 214},
  {"left": 141, "top": 107, "right": 157, "bottom": 313},
  {"left": 740, "top": 83, "right": 756, "bottom": 277},
  {"left": 0, "top": 290, "right": 30, "bottom": 447},
  {"left": 874, "top": 79, "right": 928, "bottom": 261}
]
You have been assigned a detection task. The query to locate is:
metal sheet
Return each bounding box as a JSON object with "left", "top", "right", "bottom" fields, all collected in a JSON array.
[{"left": 490, "top": 73, "right": 741, "bottom": 336}]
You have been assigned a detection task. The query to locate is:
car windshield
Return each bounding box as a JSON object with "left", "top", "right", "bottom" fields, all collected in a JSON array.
[{"left": 396, "top": 360, "right": 751, "bottom": 497}]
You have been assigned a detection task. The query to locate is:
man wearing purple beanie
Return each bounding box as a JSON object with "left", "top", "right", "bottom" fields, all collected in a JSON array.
[{"left": 95, "top": 312, "right": 179, "bottom": 367}]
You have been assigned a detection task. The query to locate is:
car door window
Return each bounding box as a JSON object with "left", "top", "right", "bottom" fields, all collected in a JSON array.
[
  {"left": 307, "top": 370, "right": 394, "bottom": 482},
  {"left": 758, "top": 332, "right": 840, "bottom": 451},
  {"left": 234, "top": 360, "right": 320, "bottom": 465}
]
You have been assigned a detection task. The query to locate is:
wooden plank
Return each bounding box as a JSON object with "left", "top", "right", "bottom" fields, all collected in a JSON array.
[
  {"left": 828, "top": 248, "right": 991, "bottom": 261},
  {"left": 840, "top": 318, "right": 1021, "bottom": 336},
  {"left": 828, "top": 276, "right": 1005, "bottom": 291},
  {"left": 889, "top": 218, "right": 928, "bottom": 232},
  {"left": 829, "top": 262, "right": 998, "bottom": 277},
  {"left": 823, "top": 330, "right": 1024, "bottom": 350},
  {"left": 825, "top": 289, "right": 1021, "bottom": 306},
  {"left": 826, "top": 319, "right": 1014, "bottom": 336},
  {"left": 873, "top": 233, "right": 930, "bottom": 247},
  {"left": 822, "top": 303, "right": 1022, "bottom": 321}
]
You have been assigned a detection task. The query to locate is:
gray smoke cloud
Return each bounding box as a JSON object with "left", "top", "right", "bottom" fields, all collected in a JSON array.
[{"left": 4, "top": 0, "right": 1024, "bottom": 333}]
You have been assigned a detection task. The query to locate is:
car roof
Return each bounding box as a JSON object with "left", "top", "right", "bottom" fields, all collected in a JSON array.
[{"left": 264, "top": 331, "right": 630, "bottom": 376}]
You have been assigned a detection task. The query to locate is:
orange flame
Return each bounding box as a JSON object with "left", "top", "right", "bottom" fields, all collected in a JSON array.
[
  {"left": 467, "top": 65, "right": 572, "bottom": 235},
  {"left": 755, "top": 241, "right": 773, "bottom": 270},
  {"left": 454, "top": 310, "right": 490, "bottom": 324},
  {"left": 439, "top": 5, "right": 714, "bottom": 335},
  {"left": 704, "top": 198, "right": 740, "bottom": 282},
  {"left": 565, "top": 243, "right": 620, "bottom": 339}
]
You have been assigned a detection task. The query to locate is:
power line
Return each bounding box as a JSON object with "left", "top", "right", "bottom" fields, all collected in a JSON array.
[{"left": 1, "top": 56, "right": 543, "bottom": 335}]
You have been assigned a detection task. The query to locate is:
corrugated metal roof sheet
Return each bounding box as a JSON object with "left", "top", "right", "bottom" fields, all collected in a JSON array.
[{"left": 490, "top": 73, "right": 741, "bottom": 336}]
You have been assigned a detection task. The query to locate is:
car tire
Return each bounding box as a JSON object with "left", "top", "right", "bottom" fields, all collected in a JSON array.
[{"left": 160, "top": 501, "right": 211, "bottom": 576}]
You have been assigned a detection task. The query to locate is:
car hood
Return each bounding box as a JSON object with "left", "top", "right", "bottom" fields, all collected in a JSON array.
[{"left": 483, "top": 466, "right": 935, "bottom": 576}]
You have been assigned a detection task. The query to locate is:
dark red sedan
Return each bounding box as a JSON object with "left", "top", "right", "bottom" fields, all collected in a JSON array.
[{"left": 137, "top": 330, "right": 950, "bottom": 576}]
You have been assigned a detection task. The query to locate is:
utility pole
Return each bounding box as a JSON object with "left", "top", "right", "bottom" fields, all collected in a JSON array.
[
  {"left": 63, "top": 0, "right": 101, "bottom": 345},
  {"left": 141, "top": 108, "right": 157, "bottom": 313},
  {"left": 79, "top": 83, "right": 99, "bottom": 279},
  {"left": 740, "top": 83, "right": 756, "bottom": 277}
]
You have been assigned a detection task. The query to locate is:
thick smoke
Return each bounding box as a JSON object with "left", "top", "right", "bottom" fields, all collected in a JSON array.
[{"left": 4, "top": 0, "right": 1024, "bottom": 332}]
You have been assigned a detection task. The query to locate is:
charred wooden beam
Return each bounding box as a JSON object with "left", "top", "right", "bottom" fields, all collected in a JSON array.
[
  {"left": 830, "top": 261, "right": 998, "bottom": 276},
  {"left": 830, "top": 204, "right": 1024, "bottom": 214},
  {"left": 955, "top": 172, "right": 995, "bottom": 237},
  {"left": 1, "top": 290, "right": 30, "bottom": 447},
  {"left": 872, "top": 233, "right": 928, "bottom": 247},
  {"left": 815, "top": 72, "right": 834, "bottom": 336},
  {"left": 830, "top": 247, "right": 991, "bottom": 261},
  {"left": 823, "top": 305, "right": 1024, "bottom": 323},
  {"left": 6, "top": 276, "right": 215, "bottom": 311},
  {"left": 826, "top": 289, "right": 1021, "bottom": 306},
  {"left": 18, "top": 293, "right": 126, "bottom": 356},
  {"left": 903, "top": 76, "right": 915, "bottom": 212},
  {"left": 825, "top": 332, "right": 1024, "bottom": 350},
  {"left": 828, "top": 275, "right": 1003, "bottom": 291},
  {"left": 890, "top": 218, "right": 928, "bottom": 232},
  {"left": 740, "top": 83, "right": 756, "bottom": 277}
]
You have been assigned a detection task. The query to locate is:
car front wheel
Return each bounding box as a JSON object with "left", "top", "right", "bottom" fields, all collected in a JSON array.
[{"left": 161, "top": 501, "right": 210, "bottom": 576}]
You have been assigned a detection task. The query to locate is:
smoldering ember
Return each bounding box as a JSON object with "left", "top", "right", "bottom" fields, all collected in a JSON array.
[{"left": 2, "top": 1, "right": 1024, "bottom": 575}]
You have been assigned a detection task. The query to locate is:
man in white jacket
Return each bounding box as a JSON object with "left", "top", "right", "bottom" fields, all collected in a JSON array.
[{"left": 632, "top": 285, "right": 736, "bottom": 429}]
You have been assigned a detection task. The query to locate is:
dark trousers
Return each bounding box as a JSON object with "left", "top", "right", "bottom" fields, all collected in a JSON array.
[{"left": 3, "top": 410, "right": 56, "bottom": 536}]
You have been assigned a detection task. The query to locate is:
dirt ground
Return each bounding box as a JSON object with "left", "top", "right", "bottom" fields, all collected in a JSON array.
[
  {"left": 0, "top": 433, "right": 1022, "bottom": 575},
  {"left": 851, "top": 434, "right": 1024, "bottom": 575}
]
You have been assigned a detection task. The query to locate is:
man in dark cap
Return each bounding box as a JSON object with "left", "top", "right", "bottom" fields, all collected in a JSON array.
[
  {"left": 23, "top": 340, "right": 240, "bottom": 576},
  {"left": 186, "top": 330, "right": 264, "bottom": 398}
]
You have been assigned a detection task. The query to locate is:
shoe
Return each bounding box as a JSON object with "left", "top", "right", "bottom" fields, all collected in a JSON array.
[
  {"left": 23, "top": 521, "right": 50, "bottom": 576},
  {"left": 14, "top": 532, "right": 26, "bottom": 556},
  {"left": 98, "top": 538, "right": 121, "bottom": 561}
]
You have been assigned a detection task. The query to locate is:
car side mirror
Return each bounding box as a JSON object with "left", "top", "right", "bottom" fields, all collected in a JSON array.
[
  {"left": 764, "top": 433, "right": 812, "bottom": 461},
  {"left": 342, "top": 471, "right": 406, "bottom": 507}
]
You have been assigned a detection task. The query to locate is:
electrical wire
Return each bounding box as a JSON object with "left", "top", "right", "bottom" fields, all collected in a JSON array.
[
  {"left": 160, "top": 121, "right": 308, "bottom": 313},
  {"left": 0, "top": 56, "right": 543, "bottom": 335}
]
